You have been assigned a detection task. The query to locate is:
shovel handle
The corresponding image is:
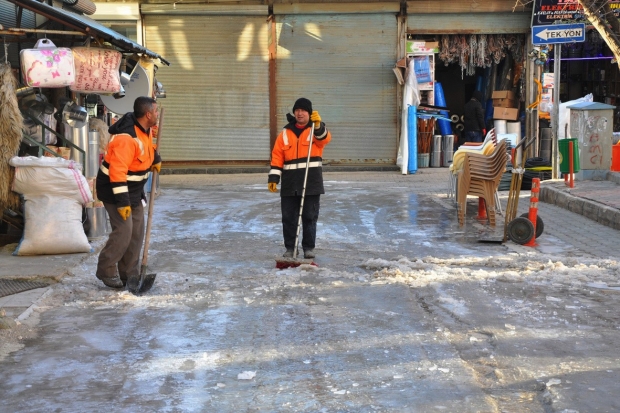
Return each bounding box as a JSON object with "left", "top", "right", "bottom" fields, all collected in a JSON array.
[{"left": 141, "top": 107, "right": 164, "bottom": 271}]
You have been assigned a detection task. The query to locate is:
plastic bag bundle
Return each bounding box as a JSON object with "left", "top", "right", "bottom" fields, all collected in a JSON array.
[{"left": 413, "top": 56, "right": 432, "bottom": 84}]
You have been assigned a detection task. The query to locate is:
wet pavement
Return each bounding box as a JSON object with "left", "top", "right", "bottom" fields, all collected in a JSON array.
[{"left": 1, "top": 168, "right": 620, "bottom": 412}]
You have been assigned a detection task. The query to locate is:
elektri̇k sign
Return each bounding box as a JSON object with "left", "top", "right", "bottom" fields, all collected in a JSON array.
[{"left": 533, "top": 0, "right": 620, "bottom": 26}]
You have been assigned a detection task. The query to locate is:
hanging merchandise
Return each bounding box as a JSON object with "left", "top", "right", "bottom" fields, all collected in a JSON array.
[
  {"left": 413, "top": 55, "right": 432, "bottom": 84},
  {"left": 22, "top": 98, "right": 57, "bottom": 145},
  {"left": 0, "top": 63, "right": 24, "bottom": 212},
  {"left": 71, "top": 47, "right": 122, "bottom": 94},
  {"left": 438, "top": 34, "right": 526, "bottom": 78},
  {"left": 397, "top": 63, "right": 420, "bottom": 173},
  {"left": 407, "top": 105, "right": 418, "bottom": 174},
  {"left": 434, "top": 82, "right": 452, "bottom": 136},
  {"left": 20, "top": 39, "right": 75, "bottom": 88},
  {"left": 99, "top": 64, "right": 151, "bottom": 115}
]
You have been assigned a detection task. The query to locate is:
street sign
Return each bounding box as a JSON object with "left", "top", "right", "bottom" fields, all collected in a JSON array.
[{"left": 532, "top": 23, "right": 586, "bottom": 45}]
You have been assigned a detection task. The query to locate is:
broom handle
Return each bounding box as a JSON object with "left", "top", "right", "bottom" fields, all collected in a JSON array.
[
  {"left": 293, "top": 123, "right": 315, "bottom": 259},
  {"left": 141, "top": 107, "right": 164, "bottom": 270}
]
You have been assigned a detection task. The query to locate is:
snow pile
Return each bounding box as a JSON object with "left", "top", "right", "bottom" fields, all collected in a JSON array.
[{"left": 363, "top": 255, "right": 620, "bottom": 289}]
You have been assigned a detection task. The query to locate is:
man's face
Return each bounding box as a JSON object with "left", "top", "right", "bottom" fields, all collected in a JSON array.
[
  {"left": 294, "top": 108, "right": 310, "bottom": 126},
  {"left": 146, "top": 104, "right": 159, "bottom": 127}
]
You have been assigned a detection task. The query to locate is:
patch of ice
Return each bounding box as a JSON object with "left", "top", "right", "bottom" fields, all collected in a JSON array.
[{"left": 237, "top": 371, "right": 256, "bottom": 380}]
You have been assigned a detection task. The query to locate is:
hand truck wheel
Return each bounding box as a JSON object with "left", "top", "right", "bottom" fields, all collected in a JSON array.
[
  {"left": 519, "top": 213, "right": 544, "bottom": 238},
  {"left": 507, "top": 217, "right": 535, "bottom": 245}
]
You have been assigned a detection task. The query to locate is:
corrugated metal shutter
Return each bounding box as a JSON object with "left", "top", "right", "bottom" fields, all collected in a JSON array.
[
  {"left": 276, "top": 13, "right": 398, "bottom": 163},
  {"left": 407, "top": 12, "right": 531, "bottom": 34},
  {"left": 0, "top": 3, "right": 37, "bottom": 67},
  {"left": 406, "top": 0, "right": 529, "bottom": 14},
  {"left": 144, "top": 14, "right": 269, "bottom": 161}
]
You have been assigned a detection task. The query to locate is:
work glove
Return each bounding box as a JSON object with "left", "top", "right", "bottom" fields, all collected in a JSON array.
[
  {"left": 268, "top": 182, "right": 278, "bottom": 193},
  {"left": 117, "top": 206, "right": 131, "bottom": 221},
  {"left": 151, "top": 162, "right": 161, "bottom": 173},
  {"left": 310, "top": 111, "right": 321, "bottom": 129},
  {"left": 482, "top": 129, "right": 487, "bottom": 136}
]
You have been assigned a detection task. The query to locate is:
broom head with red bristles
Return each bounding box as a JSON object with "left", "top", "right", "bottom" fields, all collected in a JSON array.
[{"left": 275, "top": 257, "right": 318, "bottom": 269}]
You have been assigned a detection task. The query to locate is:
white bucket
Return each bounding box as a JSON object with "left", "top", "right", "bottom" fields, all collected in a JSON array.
[
  {"left": 506, "top": 121, "right": 521, "bottom": 136},
  {"left": 493, "top": 120, "right": 507, "bottom": 135}
]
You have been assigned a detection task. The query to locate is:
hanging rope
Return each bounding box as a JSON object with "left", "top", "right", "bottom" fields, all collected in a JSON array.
[
  {"left": 2, "top": 37, "right": 8, "bottom": 65},
  {"left": 467, "top": 34, "right": 477, "bottom": 75}
]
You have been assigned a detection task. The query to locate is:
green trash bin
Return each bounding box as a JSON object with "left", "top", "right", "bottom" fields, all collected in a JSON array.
[{"left": 558, "top": 138, "right": 580, "bottom": 173}]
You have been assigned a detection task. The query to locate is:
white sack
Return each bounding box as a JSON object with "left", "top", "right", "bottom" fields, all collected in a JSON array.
[
  {"left": 559, "top": 93, "right": 593, "bottom": 139},
  {"left": 10, "top": 155, "right": 81, "bottom": 169},
  {"left": 14, "top": 194, "right": 91, "bottom": 256},
  {"left": 10, "top": 156, "right": 93, "bottom": 204}
]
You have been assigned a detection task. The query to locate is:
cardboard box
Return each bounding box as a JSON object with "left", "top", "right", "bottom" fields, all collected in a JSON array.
[
  {"left": 491, "top": 90, "right": 515, "bottom": 101},
  {"left": 43, "top": 145, "right": 71, "bottom": 160},
  {"left": 493, "top": 107, "right": 519, "bottom": 121},
  {"left": 44, "top": 145, "right": 58, "bottom": 157},
  {"left": 492, "top": 97, "right": 517, "bottom": 108}
]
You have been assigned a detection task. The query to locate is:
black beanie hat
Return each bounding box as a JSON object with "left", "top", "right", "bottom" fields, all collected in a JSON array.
[
  {"left": 472, "top": 90, "right": 483, "bottom": 102},
  {"left": 292, "top": 97, "right": 312, "bottom": 114}
]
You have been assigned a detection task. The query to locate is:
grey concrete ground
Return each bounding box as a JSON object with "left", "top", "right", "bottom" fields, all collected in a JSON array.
[{"left": 1, "top": 168, "right": 620, "bottom": 412}]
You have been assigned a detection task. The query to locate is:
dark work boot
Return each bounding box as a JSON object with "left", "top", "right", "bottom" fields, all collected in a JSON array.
[
  {"left": 99, "top": 275, "right": 124, "bottom": 289},
  {"left": 304, "top": 249, "right": 315, "bottom": 259},
  {"left": 126, "top": 273, "right": 141, "bottom": 293},
  {"left": 282, "top": 249, "right": 294, "bottom": 258}
]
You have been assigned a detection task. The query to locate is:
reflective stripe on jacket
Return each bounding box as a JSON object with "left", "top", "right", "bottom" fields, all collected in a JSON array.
[{"left": 269, "top": 122, "right": 331, "bottom": 197}]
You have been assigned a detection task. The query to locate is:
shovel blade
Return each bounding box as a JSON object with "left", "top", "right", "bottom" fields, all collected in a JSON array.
[
  {"left": 127, "top": 272, "right": 157, "bottom": 295},
  {"left": 138, "top": 273, "right": 157, "bottom": 294},
  {"left": 126, "top": 274, "right": 143, "bottom": 295}
]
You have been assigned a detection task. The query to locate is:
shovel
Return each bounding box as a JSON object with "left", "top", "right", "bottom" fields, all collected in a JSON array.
[{"left": 128, "top": 107, "right": 164, "bottom": 295}]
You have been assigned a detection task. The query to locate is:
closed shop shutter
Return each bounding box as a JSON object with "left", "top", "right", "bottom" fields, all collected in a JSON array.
[
  {"left": 407, "top": 12, "right": 531, "bottom": 34},
  {"left": 275, "top": 12, "right": 398, "bottom": 163},
  {"left": 143, "top": 13, "right": 269, "bottom": 161},
  {"left": 0, "top": 3, "right": 36, "bottom": 67}
]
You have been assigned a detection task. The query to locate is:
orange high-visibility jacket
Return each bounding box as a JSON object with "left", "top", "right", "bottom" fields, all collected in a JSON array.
[
  {"left": 96, "top": 112, "right": 161, "bottom": 207},
  {"left": 269, "top": 121, "right": 331, "bottom": 196}
]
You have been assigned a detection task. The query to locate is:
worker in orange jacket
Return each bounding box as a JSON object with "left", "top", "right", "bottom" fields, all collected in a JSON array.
[
  {"left": 268, "top": 98, "right": 331, "bottom": 259},
  {"left": 95, "top": 96, "right": 161, "bottom": 288}
]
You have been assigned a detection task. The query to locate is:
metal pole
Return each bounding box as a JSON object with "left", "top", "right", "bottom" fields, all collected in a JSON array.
[{"left": 552, "top": 44, "right": 561, "bottom": 179}]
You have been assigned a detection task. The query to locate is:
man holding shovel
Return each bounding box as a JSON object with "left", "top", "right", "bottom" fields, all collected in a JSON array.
[
  {"left": 95, "top": 96, "right": 161, "bottom": 288},
  {"left": 268, "top": 98, "right": 331, "bottom": 260}
]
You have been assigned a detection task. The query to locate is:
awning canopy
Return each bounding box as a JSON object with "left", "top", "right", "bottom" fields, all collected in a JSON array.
[{"left": 5, "top": 0, "right": 169, "bottom": 65}]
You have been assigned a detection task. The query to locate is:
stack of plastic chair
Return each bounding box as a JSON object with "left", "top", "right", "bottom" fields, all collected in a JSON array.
[
  {"left": 447, "top": 128, "right": 497, "bottom": 200},
  {"left": 456, "top": 140, "right": 508, "bottom": 227}
]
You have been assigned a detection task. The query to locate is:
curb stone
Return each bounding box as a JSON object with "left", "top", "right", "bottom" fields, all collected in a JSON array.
[{"left": 540, "top": 184, "right": 620, "bottom": 230}]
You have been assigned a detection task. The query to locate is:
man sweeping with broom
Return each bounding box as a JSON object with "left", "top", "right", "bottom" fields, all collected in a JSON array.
[{"left": 268, "top": 98, "right": 331, "bottom": 266}]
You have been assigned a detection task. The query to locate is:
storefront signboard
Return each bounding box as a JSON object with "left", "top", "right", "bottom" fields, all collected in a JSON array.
[{"left": 533, "top": 0, "right": 620, "bottom": 26}]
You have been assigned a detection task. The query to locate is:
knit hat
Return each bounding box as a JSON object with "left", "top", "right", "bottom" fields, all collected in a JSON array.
[
  {"left": 472, "top": 90, "right": 483, "bottom": 102},
  {"left": 292, "top": 97, "right": 312, "bottom": 114}
]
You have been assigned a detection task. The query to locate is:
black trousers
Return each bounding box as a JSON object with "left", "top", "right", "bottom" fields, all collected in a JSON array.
[{"left": 281, "top": 194, "right": 320, "bottom": 251}]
